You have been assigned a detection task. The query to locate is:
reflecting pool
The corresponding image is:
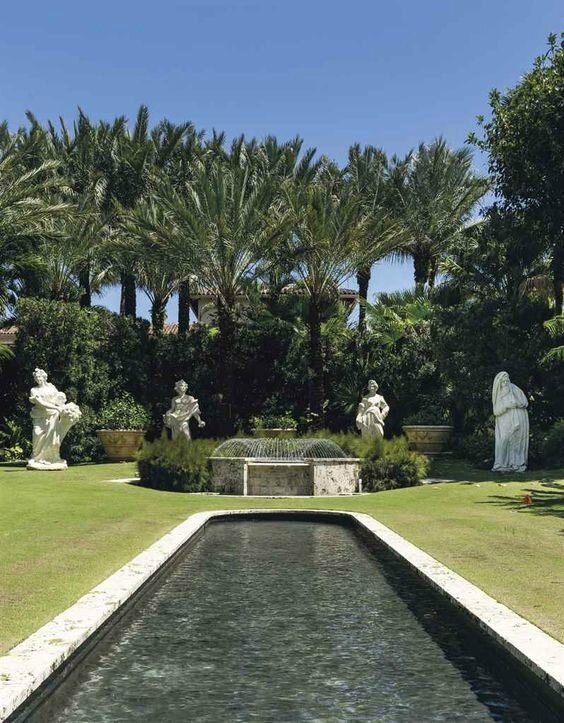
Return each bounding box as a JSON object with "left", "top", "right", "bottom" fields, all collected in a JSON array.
[{"left": 30, "top": 520, "right": 540, "bottom": 722}]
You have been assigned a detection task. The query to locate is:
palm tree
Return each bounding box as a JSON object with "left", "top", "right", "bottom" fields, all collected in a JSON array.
[
  {"left": 282, "top": 172, "right": 376, "bottom": 424},
  {"left": 344, "top": 144, "right": 404, "bottom": 331},
  {"left": 113, "top": 109, "right": 193, "bottom": 317},
  {"left": 391, "top": 138, "right": 488, "bottom": 295},
  {"left": 120, "top": 198, "right": 187, "bottom": 334},
  {"left": 0, "top": 137, "right": 71, "bottom": 316},
  {"left": 127, "top": 137, "right": 285, "bottom": 410}
]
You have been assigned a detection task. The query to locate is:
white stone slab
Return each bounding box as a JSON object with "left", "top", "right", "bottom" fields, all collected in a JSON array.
[{"left": 0, "top": 509, "right": 562, "bottom": 721}]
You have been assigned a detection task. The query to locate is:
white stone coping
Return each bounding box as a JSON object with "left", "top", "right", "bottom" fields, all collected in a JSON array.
[{"left": 0, "top": 509, "right": 562, "bottom": 721}]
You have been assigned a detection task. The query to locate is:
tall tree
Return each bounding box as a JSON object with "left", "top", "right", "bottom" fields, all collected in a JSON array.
[
  {"left": 344, "top": 144, "right": 402, "bottom": 331},
  {"left": 470, "top": 34, "right": 564, "bottom": 314},
  {"left": 282, "top": 170, "right": 394, "bottom": 424},
  {"left": 127, "top": 137, "right": 285, "bottom": 414},
  {"left": 0, "top": 138, "right": 70, "bottom": 315},
  {"left": 392, "top": 138, "right": 488, "bottom": 295}
]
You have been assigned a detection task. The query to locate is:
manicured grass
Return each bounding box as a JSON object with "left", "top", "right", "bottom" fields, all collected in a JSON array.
[{"left": 1, "top": 459, "right": 563, "bottom": 653}]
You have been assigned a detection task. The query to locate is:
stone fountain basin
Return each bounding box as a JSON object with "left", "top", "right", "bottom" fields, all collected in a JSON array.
[{"left": 209, "top": 456, "right": 361, "bottom": 496}]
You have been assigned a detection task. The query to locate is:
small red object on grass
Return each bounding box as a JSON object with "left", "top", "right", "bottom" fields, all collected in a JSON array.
[{"left": 521, "top": 494, "right": 533, "bottom": 505}]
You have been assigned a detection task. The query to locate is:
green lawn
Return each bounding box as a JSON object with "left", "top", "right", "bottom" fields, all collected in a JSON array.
[{"left": 0, "top": 459, "right": 563, "bottom": 654}]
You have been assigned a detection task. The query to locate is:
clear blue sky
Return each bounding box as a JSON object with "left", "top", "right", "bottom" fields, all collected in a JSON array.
[{"left": 2, "top": 0, "right": 562, "bottom": 320}]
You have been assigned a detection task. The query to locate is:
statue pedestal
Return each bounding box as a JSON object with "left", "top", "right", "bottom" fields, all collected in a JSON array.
[{"left": 27, "top": 460, "right": 68, "bottom": 471}]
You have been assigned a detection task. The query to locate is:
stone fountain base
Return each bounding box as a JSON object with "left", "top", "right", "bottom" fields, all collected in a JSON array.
[{"left": 209, "top": 457, "right": 360, "bottom": 496}]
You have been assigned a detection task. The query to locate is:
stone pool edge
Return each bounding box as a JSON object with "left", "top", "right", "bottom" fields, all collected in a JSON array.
[{"left": 0, "top": 509, "right": 562, "bottom": 721}]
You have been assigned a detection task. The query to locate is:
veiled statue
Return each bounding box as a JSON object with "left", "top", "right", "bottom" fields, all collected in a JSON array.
[
  {"left": 163, "top": 380, "right": 206, "bottom": 440},
  {"left": 27, "top": 368, "right": 82, "bottom": 470},
  {"left": 356, "top": 379, "right": 389, "bottom": 438},
  {"left": 492, "top": 371, "right": 529, "bottom": 472}
]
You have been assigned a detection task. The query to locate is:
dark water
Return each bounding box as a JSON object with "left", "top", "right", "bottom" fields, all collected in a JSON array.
[{"left": 30, "top": 521, "right": 541, "bottom": 722}]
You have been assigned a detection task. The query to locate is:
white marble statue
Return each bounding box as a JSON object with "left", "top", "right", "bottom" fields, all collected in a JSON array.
[
  {"left": 356, "top": 379, "right": 389, "bottom": 438},
  {"left": 27, "top": 368, "right": 82, "bottom": 470},
  {"left": 492, "top": 371, "right": 529, "bottom": 472},
  {"left": 163, "top": 380, "right": 206, "bottom": 440}
]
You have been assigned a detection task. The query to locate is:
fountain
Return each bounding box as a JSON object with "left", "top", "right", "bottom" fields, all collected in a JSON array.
[{"left": 209, "top": 437, "right": 360, "bottom": 496}]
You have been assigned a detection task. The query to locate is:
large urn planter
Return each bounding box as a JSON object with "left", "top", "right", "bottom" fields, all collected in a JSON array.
[
  {"left": 402, "top": 425, "right": 454, "bottom": 456},
  {"left": 95, "top": 394, "right": 151, "bottom": 462},
  {"left": 96, "top": 430, "right": 145, "bottom": 461}
]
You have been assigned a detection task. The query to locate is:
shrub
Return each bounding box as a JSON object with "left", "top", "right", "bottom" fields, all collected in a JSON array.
[
  {"left": 96, "top": 394, "right": 150, "bottom": 430},
  {"left": 541, "top": 420, "right": 564, "bottom": 468},
  {"left": 403, "top": 400, "right": 451, "bottom": 426},
  {"left": 361, "top": 436, "right": 429, "bottom": 492},
  {"left": 0, "top": 419, "right": 30, "bottom": 462},
  {"left": 251, "top": 412, "right": 297, "bottom": 430},
  {"left": 137, "top": 436, "right": 219, "bottom": 492},
  {"left": 458, "top": 423, "right": 494, "bottom": 469},
  {"left": 62, "top": 406, "right": 104, "bottom": 463}
]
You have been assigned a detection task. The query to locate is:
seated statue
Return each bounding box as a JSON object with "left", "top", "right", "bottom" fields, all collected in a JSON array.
[
  {"left": 356, "top": 379, "right": 389, "bottom": 438},
  {"left": 163, "top": 380, "right": 206, "bottom": 440},
  {"left": 492, "top": 371, "right": 529, "bottom": 472},
  {"left": 27, "top": 368, "right": 82, "bottom": 470}
]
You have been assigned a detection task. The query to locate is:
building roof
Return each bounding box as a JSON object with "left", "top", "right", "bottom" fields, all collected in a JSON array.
[{"left": 0, "top": 326, "right": 18, "bottom": 346}]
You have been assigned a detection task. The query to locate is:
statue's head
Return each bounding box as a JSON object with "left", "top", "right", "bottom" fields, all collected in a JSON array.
[
  {"left": 175, "top": 379, "right": 188, "bottom": 394},
  {"left": 367, "top": 379, "right": 379, "bottom": 392},
  {"left": 492, "top": 371, "right": 511, "bottom": 402},
  {"left": 33, "top": 368, "right": 48, "bottom": 385}
]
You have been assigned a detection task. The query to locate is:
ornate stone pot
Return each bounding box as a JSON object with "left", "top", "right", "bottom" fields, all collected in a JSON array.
[
  {"left": 402, "top": 425, "right": 454, "bottom": 456},
  {"left": 96, "top": 430, "right": 145, "bottom": 461}
]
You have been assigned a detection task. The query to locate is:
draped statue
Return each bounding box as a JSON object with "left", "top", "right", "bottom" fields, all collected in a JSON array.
[
  {"left": 163, "top": 380, "right": 206, "bottom": 440},
  {"left": 27, "top": 368, "right": 82, "bottom": 470},
  {"left": 492, "top": 371, "right": 529, "bottom": 472},
  {"left": 356, "top": 380, "right": 389, "bottom": 438}
]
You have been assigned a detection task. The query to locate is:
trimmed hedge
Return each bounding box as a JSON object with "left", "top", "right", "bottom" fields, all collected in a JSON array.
[{"left": 137, "top": 436, "right": 218, "bottom": 492}]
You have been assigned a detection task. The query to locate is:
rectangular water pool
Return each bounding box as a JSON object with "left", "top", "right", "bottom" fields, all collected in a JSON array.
[{"left": 16, "top": 518, "right": 555, "bottom": 722}]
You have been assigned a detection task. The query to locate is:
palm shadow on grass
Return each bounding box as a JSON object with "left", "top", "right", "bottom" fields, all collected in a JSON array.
[
  {"left": 430, "top": 457, "right": 564, "bottom": 485},
  {"left": 478, "top": 481, "right": 564, "bottom": 522}
]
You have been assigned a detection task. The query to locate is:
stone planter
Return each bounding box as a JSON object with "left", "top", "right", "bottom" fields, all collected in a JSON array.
[
  {"left": 402, "top": 425, "right": 454, "bottom": 456},
  {"left": 251, "top": 429, "right": 297, "bottom": 438},
  {"left": 96, "top": 430, "right": 145, "bottom": 461}
]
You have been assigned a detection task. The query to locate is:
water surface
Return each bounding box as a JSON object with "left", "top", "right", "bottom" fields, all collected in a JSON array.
[{"left": 32, "top": 520, "right": 539, "bottom": 722}]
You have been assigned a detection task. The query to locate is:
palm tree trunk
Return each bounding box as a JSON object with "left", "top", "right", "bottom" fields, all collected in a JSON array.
[
  {"left": 178, "top": 279, "right": 191, "bottom": 336},
  {"left": 308, "top": 297, "right": 324, "bottom": 427},
  {"left": 120, "top": 272, "right": 136, "bottom": 317},
  {"left": 78, "top": 266, "right": 91, "bottom": 308},
  {"left": 216, "top": 296, "right": 238, "bottom": 431},
  {"left": 552, "top": 247, "right": 564, "bottom": 316},
  {"left": 413, "top": 252, "right": 430, "bottom": 296},
  {"left": 356, "top": 265, "right": 371, "bottom": 332},
  {"left": 151, "top": 297, "right": 167, "bottom": 335}
]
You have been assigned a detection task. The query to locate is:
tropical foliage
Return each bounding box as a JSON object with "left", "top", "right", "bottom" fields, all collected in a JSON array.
[{"left": 2, "top": 34, "right": 564, "bottom": 466}]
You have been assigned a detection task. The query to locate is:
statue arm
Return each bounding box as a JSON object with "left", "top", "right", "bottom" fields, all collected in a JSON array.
[
  {"left": 29, "top": 390, "right": 61, "bottom": 412},
  {"left": 355, "top": 400, "right": 365, "bottom": 428},
  {"left": 380, "top": 397, "right": 390, "bottom": 419},
  {"left": 191, "top": 399, "right": 206, "bottom": 427}
]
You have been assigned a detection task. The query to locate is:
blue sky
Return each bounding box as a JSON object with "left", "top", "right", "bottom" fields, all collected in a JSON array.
[{"left": 2, "top": 0, "right": 562, "bottom": 320}]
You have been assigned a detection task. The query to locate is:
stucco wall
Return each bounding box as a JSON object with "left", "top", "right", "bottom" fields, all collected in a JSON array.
[{"left": 209, "top": 457, "right": 360, "bottom": 496}]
